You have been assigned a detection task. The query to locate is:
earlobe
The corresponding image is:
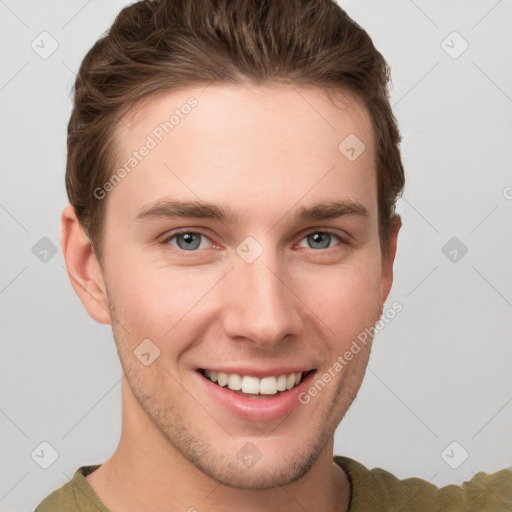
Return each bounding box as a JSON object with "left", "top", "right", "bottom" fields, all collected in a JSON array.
[
  {"left": 380, "top": 214, "right": 401, "bottom": 306},
  {"left": 60, "top": 204, "right": 112, "bottom": 325}
]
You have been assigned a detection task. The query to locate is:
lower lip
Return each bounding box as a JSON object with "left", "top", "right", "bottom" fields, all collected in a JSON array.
[{"left": 196, "top": 370, "right": 317, "bottom": 422}]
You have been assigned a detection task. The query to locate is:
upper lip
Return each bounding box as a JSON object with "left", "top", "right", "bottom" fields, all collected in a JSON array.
[{"left": 197, "top": 366, "right": 316, "bottom": 379}]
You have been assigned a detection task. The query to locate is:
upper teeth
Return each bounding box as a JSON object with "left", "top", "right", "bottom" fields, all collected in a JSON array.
[{"left": 204, "top": 370, "right": 303, "bottom": 395}]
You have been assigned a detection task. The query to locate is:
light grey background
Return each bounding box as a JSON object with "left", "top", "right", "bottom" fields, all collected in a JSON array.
[{"left": 1, "top": 1, "right": 511, "bottom": 511}]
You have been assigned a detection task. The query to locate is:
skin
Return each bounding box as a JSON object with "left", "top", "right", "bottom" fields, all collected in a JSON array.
[{"left": 61, "top": 82, "right": 400, "bottom": 512}]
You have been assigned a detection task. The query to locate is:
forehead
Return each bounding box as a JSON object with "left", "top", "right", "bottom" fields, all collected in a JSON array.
[
  {"left": 120, "top": 82, "right": 373, "bottom": 156},
  {"left": 106, "top": 83, "right": 377, "bottom": 225}
]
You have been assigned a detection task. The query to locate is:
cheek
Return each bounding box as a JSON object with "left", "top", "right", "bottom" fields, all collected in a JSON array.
[
  {"left": 104, "top": 253, "right": 220, "bottom": 349},
  {"left": 103, "top": 234, "right": 382, "bottom": 348},
  {"left": 116, "top": 278, "right": 188, "bottom": 331},
  {"left": 301, "top": 256, "right": 382, "bottom": 336}
]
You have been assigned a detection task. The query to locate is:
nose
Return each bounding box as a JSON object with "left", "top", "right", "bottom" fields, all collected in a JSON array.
[{"left": 221, "top": 248, "right": 303, "bottom": 348}]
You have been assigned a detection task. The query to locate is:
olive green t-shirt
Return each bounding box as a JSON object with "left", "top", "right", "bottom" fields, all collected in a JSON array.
[{"left": 34, "top": 455, "right": 512, "bottom": 511}]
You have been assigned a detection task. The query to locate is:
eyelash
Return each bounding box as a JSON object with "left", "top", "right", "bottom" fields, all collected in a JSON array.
[{"left": 160, "top": 229, "right": 348, "bottom": 255}]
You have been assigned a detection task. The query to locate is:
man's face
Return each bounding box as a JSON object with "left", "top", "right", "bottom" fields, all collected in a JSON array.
[{"left": 96, "top": 83, "right": 395, "bottom": 488}]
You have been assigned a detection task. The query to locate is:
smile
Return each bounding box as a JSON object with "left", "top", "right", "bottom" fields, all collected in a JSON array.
[{"left": 198, "top": 368, "right": 316, "bottom": 397}]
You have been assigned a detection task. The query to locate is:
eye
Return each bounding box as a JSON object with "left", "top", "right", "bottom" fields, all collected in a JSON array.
[
  {"left": 161, "top": 229, "right": 346, "bottom": 255},
  {"left": 297, "top": 231, "right": 343, "bottom": 250},
  {"left": 164, "top": 231, "right": 213, "bottom": 251}
]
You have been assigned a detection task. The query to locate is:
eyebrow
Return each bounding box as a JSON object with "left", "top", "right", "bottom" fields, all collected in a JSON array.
[{"left": 134, "top": 198, "right": 368, "bottom": 225}]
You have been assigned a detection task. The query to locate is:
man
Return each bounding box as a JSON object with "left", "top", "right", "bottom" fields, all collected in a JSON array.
[{"left": 35, "top": 0, "right": 511, "bottom": 510}]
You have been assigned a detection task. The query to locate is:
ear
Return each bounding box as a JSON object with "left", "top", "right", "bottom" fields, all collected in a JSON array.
[
  {"left": 60, "top": 204, "right": 112, "bottom": 325},
  {"left": 380, "top": 214, "right": 401, "bottom": 306}
]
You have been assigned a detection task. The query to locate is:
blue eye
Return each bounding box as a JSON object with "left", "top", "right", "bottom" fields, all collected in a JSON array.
[
  {"left": 162, "top": 229, "right": 344, "bottom": 255},
  {"left": 166, "top": 231, "right": 212, "bottom": 251},
  {"left": 299, "top": 231, "right": 342, "bottom": 250}
]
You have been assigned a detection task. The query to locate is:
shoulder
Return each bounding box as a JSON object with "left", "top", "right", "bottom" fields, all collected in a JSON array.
[
  {"left": 34, "top": 465, "right": 106, "bottom": 512},
  {"left": 334, "top": 455, "right": 512, "bottom": 511}
]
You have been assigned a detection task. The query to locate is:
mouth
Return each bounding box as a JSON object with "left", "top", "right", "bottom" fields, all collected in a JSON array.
[{"left": 197, "top": 368, "right": 316, "bottom": 399}]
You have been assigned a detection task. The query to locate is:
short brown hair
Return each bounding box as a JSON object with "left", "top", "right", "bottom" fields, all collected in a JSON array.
[{"left": 66, "top": 0, "right": 404, "bottom": 265}]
